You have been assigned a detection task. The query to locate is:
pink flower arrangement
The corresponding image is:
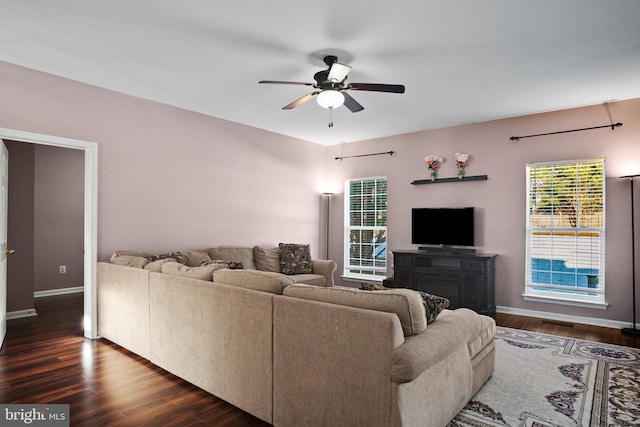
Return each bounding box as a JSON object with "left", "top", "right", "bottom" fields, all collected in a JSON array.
[
  {"left": 425, "top": 156, "right": 443, "bottom": 180},
  {"left": 425, "top": 155, "right": 443, "bottom": 170},
  {"left": 455, "top": 152, "right": 470, "bottom": 179}
]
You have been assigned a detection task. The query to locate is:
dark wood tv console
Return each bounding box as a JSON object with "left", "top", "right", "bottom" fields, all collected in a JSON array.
[{"left": 389, "top": 250, "right": 497, "bottom": 318}]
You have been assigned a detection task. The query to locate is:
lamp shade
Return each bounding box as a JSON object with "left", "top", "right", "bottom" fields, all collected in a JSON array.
[
  {"left": 316, "top": 90, "right": 345, "bottom": 109},
  {"left": 327, "top": 63, "right": 351, "bottom": 83}
]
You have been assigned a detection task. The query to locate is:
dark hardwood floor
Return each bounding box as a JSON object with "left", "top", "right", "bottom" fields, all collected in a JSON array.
[
  {"left": 497, "top": 312, "right": 640, "bottom": 349},
  {"left": 0, "top": 294, "right": 269, "bottom": 426},
  {"left": 1, "top": 294, "right": 639, "bottom": 426}
]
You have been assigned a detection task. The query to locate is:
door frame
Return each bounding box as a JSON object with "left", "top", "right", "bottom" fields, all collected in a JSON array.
[{"left": 0, "top": 128, "right": 98, "bottom": 339}]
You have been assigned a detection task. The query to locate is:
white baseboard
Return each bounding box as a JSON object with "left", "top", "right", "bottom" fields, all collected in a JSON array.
[
  {"left": 496, "top": 305, "right": 632, "bottom": 330},
  {"left": 7, "top": 308, "right": 37, "bottom": 320},
  {"left": 34, "top": 286, "right": 84, "bottom": 298}
]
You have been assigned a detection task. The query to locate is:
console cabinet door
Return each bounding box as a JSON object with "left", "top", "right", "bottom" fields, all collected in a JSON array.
[
  {"left": 393, "top": 253, "right": 414, "bottom": 289},
  {"left": 415, "top": 269, "right": 460, "bottom": 307}
]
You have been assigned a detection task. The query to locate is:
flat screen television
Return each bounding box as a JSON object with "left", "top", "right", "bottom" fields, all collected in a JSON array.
[{"left": 411, "top": 207, "right": 475, "bottom": 247}]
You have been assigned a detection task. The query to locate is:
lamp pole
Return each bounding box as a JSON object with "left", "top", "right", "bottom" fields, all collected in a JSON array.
[
  {"left": 621, "top": 174, "right": 640, "bottom": 337},
  {"left": 322, "top": 193, "right": 334, "bottom": 259}
]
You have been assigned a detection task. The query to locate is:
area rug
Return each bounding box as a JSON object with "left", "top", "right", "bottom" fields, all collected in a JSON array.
[{"left": 449, "top": 327, "right": 640, "bottom": 427}]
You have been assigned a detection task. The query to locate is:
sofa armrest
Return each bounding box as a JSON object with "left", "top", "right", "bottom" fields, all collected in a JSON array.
[
  {"left": 391, "top": 308, "right": 482, "bottom": 383},
  {"left": 311, "top": 259, "right": 337, "bottom": 287}
]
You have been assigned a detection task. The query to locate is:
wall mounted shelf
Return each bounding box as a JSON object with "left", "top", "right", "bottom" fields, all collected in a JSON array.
[{"left": 411, "top": 175, "right": 488, "bottom": 185}]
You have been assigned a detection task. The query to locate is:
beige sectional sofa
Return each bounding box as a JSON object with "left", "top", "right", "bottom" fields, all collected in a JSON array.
[
  {"left": 97, "top": 247, "right": 495, "bottom": 427},
  {"left": 109, "top": 245, "right": 337, "bottom": 287}
]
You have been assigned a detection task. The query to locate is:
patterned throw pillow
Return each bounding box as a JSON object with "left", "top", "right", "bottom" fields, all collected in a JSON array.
[
  {"left": 279, "top": 243, "right": 313, "bottom": 275},
  {"left": 359, "top": 282, "right": 450, "bottom": 324},
  {"left": 202, "top": 259, "right": 244, "bottom": 270}
]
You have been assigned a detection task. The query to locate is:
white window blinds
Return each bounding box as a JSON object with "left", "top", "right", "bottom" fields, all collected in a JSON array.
[
  {"left": 525, "top": 159, "right": 605, "bottom": 304},
  {"left": 343, "top": 177, "right": 387, "bottom": 280}
]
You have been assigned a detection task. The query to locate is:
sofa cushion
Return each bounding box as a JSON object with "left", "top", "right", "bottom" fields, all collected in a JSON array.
[
  {"left": 174, "top": 251, "right": 211, "bottom": 267},
  {"left": 279, "top": 243, "right": 313, "bottom": 274},
  {"left": 144, "top": 258, "right": 177, "bottom": 272},
  {"left": 161, "top": 261, "right": 220, "bottom": 281},
  {"left": 289, "top": 274, "right": 326, "bottom": 287},
  {"left": 253, "top": 246, "right": 281, "bottom": 272},
  {"left": 360, "top": 282, "right": 449, "bottom": 324},
  {"left": 110, "top": 255, "right": 149, "bottom": 269},
  {"left": 206, "top": 246, "right": 257, "bottom": 270},
  {"left": 283, "top": 285, "right": 427, "bottom": 336},
  {"left": 213, "top": 269, "right": 294, "bottom": 294}
]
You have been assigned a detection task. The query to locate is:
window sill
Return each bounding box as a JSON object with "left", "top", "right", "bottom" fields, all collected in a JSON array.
[{"left": 522, "top": 294, "right": 608, "bottom": 310}]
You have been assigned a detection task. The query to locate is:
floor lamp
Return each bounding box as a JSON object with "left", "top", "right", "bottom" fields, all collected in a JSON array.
[
  {"left": 322, "top": 192, "right": 334, "bottom": 260},
  {"left": 621, "top": 174, "right": 640, "bottom": 337}
]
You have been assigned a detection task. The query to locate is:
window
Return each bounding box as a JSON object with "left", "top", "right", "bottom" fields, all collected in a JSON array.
[
  {"left": 344, "top": 177, "right": 387, "bottom": 280},
  {"left": 525, "top": 159, "right": 605, "bottom": 306}
]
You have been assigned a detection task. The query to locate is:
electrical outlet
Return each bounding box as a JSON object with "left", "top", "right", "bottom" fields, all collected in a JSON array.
[{"left": 59, "top": 265, "right": 67, "bottom": 274}]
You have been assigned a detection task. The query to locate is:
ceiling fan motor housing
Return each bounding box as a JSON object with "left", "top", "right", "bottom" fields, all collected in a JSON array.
[
  {"left": 258, "top": 54, "right": 404, "bottom": 113},
  {"left": 323, "top": 55, "right": 338, "bottom": 66}
]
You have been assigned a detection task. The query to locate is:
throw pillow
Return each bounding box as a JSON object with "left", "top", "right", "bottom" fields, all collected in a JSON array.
[
  {"left": 144, "top": 257, "right": 177, "bottom": 272},
  {"left": 110, "top": 255, "right": 149, "bottom": 269},
  {"left": 148, "top": 252, "right": 181, "bottom": 262},
  {"left": 359, "top": 282, "right": 450, "bottom": 324},
  {"left": 173, "top": 251, "right": 211, "bottom": 267},
  {"left": 202, "top": 259, "right": 244, "bottom": 270},
  {"left": 279, "top": 243, "right": 313, "bottom": 275},
  {"left": 205, "top": 246, "right": 257, "bottom": 270}
]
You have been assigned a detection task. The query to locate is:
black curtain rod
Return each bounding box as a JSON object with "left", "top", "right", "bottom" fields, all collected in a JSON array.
[
  {"left": 335, "top": 150, "right": 394, "bottom": 160},
  {"left": 510, "top": 122, "right": 622, "bottom": 141}
]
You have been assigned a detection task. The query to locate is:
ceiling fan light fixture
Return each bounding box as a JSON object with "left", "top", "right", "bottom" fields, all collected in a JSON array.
[
  {"left": 327, "top": 63, "right": 351, "bottom": 83},
  {"left": 317, "top": 90, "right": 345, "bottom": 109}
]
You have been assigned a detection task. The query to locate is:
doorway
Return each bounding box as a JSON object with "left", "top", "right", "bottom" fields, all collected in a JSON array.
[{"left": 0, "top": 128, "right": 98, "bottom": 339}]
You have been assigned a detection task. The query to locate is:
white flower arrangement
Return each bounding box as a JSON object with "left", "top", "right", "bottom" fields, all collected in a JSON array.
[{"left": 455, "top": 152, "right": 470, "bottom": 164}]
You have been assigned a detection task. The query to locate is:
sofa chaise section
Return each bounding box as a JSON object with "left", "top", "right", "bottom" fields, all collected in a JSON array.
[
  {"left": 148, "top": 272, "right": 275, "bottom": 424},
  {"left": 272, "top": 285, "right": 495, "bottom": 427},
  {"left": 97, "top": 262, "right": 151, "bottom": 359}
]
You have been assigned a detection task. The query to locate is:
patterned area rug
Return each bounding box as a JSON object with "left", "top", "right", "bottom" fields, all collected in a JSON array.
[{"left": 449, "top": 327, "right": 640, "bottom": 426}]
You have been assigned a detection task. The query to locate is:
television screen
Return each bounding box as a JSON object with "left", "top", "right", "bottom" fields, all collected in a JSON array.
[{"left": 411, "top": 207, "right": 475, "bottom": 247}]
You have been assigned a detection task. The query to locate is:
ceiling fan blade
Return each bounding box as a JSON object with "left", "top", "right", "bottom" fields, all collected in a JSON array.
[
  {"left": 342, "top": 92, "right": 364, "bottom": 113},
  {"left": 327, "top": 63, "right": 351, "bottom": 83},
  {"left": 282, "top": 91, "right": 320, "bottom": 109},
  {"left": 259, "top": 80, "right": 315, "bottom": 86},
  {"left": 347, "top": 83, "right": 405, "bottom": 93}
]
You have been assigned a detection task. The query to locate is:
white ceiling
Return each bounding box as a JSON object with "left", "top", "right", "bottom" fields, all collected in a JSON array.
[{"left": 2, "top": 1, "right": 639, "bottom": 146}]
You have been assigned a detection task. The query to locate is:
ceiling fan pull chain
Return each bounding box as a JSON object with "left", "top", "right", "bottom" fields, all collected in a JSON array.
[{"left": 328, "top": 108, "right": 334, "bottom": 128}]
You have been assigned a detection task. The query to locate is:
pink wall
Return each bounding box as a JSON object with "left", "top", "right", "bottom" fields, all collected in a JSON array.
[
  {"left": 34, "top": 145, "right": 84, "bottom": 292},
  {"left": 2, "top": 59, "right": 638, "bottom": 326},
  {"left": 327, "top": 99, "right": 640, "bottom": 324},
  {"left": 0, "top": 61, "right": 327, "bottom": 263},
  {"left": 5, "top": 141, "right": 35, "bottom": 312}
]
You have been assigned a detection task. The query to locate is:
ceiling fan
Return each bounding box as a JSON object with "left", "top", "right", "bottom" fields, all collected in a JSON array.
[{"left": 259, "top": 55, "right": 405, "bottom": 122}]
